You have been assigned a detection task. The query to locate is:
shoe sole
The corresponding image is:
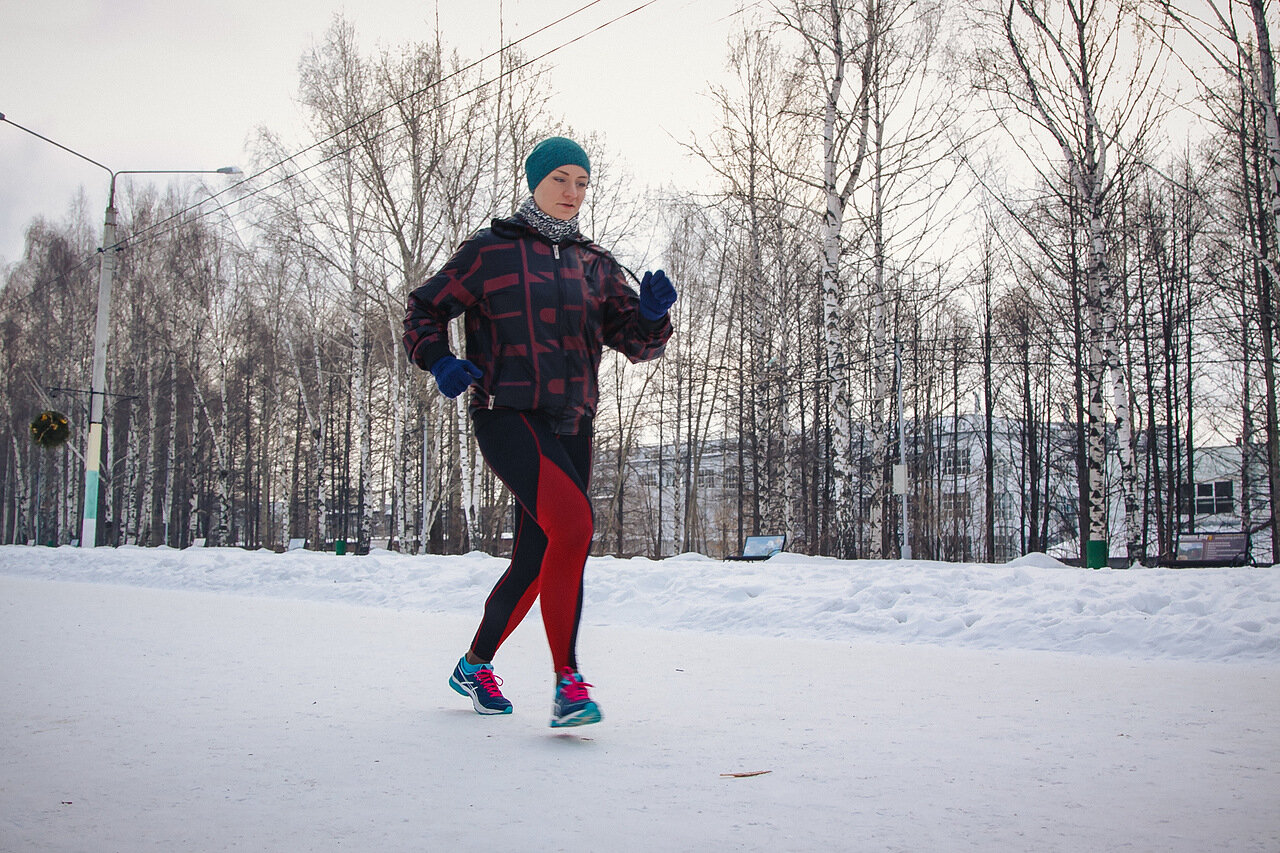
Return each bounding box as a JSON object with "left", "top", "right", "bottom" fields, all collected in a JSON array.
[
  {"left": 450, "top": 674, "right": 513, "bottom": 715},
  {"left": 549, "top": 704, "right": 602, "bottom": 728}
]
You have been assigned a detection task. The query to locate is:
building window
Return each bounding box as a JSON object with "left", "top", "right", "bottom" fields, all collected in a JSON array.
[
  {"left": 941, "top": 533, "right": 972, "bottom": 561},
  {"left": 994, "top": 492, "right": 1019, "bottom": 521},
  {"left": 941, "top": 444, "right": 970, "bottom": 478},
  {"left": 940, "top": 491, "right": 970, "bottom": 520},
  {"left": 994, "top": 532, "right": 1021, "bottom": 561},
  {"left": 1180, "top": 481, "right": 1234, "bottom": 515}
]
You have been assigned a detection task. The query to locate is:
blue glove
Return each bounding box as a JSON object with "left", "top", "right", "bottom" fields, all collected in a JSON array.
[
  {"left": 639, "top": 269, "right": 677, "bottom": 322},
  {"left": 430, "top": 354, "right": 483, "bottom": 398}
]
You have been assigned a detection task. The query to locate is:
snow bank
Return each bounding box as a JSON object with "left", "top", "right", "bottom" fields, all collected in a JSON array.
[{"left": 2, "top": 544, "right": 1276, "bottom": 663}]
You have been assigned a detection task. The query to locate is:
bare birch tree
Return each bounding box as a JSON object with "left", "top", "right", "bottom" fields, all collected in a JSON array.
[
  {"left": 771, "top": 0, "right": 878, "bottom": 556},
  {"left": 973, "top": 0, "right": 1169, "bottom": 564},
  {"left": 1153, "top": 0, "right": 1280, "bottom": 558}
]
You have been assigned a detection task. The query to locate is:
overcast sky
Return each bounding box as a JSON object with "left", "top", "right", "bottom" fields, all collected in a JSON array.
[{"left": 1, "top": 0, "right": 751, "bottom": 265}]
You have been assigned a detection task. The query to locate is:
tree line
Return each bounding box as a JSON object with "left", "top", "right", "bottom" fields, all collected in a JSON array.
[{"left": 1, "top": 0, "right": 1277, "bottom": 565}]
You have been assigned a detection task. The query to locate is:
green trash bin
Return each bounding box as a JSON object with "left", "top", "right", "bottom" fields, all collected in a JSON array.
[
  {"left": 334, "top": 538, "right": 347, "bottom": 556},
  {"left": 1086, "top": 539, "right": 1108, "bottom": 569}
]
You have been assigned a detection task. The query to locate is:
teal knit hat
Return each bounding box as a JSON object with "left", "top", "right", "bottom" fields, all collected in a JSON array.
[{"left": 525, "top": 137, "right": 591, "bottom": 193}]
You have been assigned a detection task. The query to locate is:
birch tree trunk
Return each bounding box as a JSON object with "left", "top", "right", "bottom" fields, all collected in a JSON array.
[
  {"left": 1081, "top": 206, "right": 1109, "bottom": 566},
  {"left": 447, "top": 314, "right": 483, "bottom": 553},
  {"left": 1099, "top": 232, "right": 1142, "bottom": 565},
  {"left": 806, "top": 0, "right": 875, "bottom": 557},
  {"left": 189, "top": 359, "right": 231, "bottom": 546},
  {"left": 1001, "top": 0, "right": 1154, "bottom": 565},
  {"left": 187, "top": 387, "right": 201, "bottom": 547},
  {"left": 215, "top": 366, "right": 232, "bottom": 546},
  {"left": 139, "top": 355, "right": 156, "bottom": 543},
  {"left": 11, "top": 437, "right": 28, "bottom": 544},
  {"left": 421, "top": 416, "right": 433, "bottom": 554},
  {"left": 162, "top": 350, "right": 177, "bottom": 546},
  {"left": 1251, "top": 0, "right": 1280, "bottom": 235},
  {"left": 1159, "top": 0, "right": 1280, "bottom": 563},
  {"left": 1248, "top": 0, "right": 1280, "bottom": 561},
  {"left": 391, "top": 328, "right": 407, "bottom": 552},
  {"left": 346, "top": 235, "right": 373, "bottom": 555},
  {"left": 425, "top": 401, "right": 454, "bottom": 552},
  {"left": 821, "top": 67, "right": 857, "bottom": 556},
  {"left": 868, "top": 93, "right": 890, "bottom": 558}
]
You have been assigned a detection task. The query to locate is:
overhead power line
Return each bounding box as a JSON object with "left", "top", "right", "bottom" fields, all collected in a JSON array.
[
  {"left": 3, "top": 0, "right": 664, "bottom": 296},
  {"left": 123, "top": 0, "right": 664, "bottom": 253}
]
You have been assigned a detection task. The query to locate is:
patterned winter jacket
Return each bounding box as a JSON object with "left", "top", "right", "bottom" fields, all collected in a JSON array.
[{"left": 403, "top": 214, "right": 672, "bottom": 434}]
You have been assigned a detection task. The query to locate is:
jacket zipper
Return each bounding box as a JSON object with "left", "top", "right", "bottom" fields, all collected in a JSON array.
[{"left": 552, "top": 240, "right": 570, "bottom": 432}]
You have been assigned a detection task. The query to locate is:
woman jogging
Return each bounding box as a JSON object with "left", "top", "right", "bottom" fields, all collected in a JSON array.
[{"left": 403, "top": 137, "right": 676, "bottom": 727}]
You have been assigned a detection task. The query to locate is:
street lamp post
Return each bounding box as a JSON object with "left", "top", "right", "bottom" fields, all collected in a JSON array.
[
  {"left": 1, "top": 111, "right": 239, "bottom": 547},
  {"left": 82, "top": 177, "right": 119, "bottom": 548},
  {"left": 81, "top": 167, "right": 240, "bottom": 547}
]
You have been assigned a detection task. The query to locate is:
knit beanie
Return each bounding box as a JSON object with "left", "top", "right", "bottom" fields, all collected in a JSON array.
[{"left": 525, "top": 137, "right": 591, "bottom": 193}]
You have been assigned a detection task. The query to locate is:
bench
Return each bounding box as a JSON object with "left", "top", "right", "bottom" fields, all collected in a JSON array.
[{"left": 726, "top": 535, "right": 787, "bottom": 562}]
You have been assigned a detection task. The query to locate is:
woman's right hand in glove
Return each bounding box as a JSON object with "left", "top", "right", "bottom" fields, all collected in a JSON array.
[{"left": 430, "top": 354, "right": 483, "bottom": 398}]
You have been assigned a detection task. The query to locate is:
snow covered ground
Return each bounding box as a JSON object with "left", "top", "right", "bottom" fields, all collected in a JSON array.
[{"left": 2, "top": 545, "right": 1278, "bottom": 851}]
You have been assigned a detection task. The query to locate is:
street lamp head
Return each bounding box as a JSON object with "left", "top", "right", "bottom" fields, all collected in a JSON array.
[{"left": 216, "top": 166, "right": 242, "bottom": 175}]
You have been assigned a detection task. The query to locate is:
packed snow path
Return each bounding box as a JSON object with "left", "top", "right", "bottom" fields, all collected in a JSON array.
[{"left": 2, "top": 546, "right": 1278, "bottom": 851}]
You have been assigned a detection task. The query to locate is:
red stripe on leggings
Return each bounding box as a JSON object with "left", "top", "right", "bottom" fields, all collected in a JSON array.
[{"left": 534, "top": 453, "right": 593, "bottom": 672}]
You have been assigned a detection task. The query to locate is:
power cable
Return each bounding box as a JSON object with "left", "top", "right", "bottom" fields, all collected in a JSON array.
[
  {"left": 123, "top": 0, "right": 664, "bottom": 252},
  {"left": 3, "top": 0, "right": 661, "bottom": 298}
]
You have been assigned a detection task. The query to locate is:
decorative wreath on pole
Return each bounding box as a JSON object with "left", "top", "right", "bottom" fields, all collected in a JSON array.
[{"left": 31, "top": 411, "right": 71, "bottom": 448}]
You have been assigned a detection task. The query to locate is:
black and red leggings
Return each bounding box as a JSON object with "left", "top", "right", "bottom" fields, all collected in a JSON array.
[{"left": 469, "top": 411, "right": 594, "bottom": 673}]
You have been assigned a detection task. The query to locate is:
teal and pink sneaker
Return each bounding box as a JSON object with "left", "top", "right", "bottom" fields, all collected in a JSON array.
[
  {"left": 550, "top": 667, "right": 602, "bottom": 728},
  {"left": 450, "top": 656, "right": 513, "bottom": 715}
]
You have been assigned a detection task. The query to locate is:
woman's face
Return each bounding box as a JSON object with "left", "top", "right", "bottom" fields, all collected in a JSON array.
[{"left": 532, "top": 164, "right": 589, "bottom": 220}]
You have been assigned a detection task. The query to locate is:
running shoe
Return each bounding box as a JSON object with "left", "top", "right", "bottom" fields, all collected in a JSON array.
[
  {"left": 550, "top": 667, "right": 602, "bottom": 728},
  {"left": 449, "top": 656, "right": 513, "bottom": 715}
]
